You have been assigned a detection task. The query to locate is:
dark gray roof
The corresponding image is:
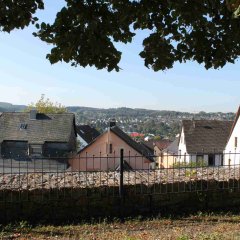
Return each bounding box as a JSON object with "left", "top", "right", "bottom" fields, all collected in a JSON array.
[
  {"left": 115, "top": 160, "right": 133, "bottom": 171},
  {"left": 164, "top": 137, "right": 179, "bottom": 154},
  {"left": 110, "top": 126, "right": 154, "bottom": 162},
  {"left": 76, "top": 125, "right": 100, "bottom": 144},
  {"left": 141, "top": 141, "right": 155, "bottom": 153},
  {"left": 182, "top": 120, "right": 233, "bottom": 154},
  {"left": 0, "top": 112, "right": 76, "bottom": 144}
]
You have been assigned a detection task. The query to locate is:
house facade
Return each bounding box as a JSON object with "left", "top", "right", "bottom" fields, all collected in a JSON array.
[
  {"left": 158, "top": 137, "right": 179, "bottom": 168},
  {"left": 178, "top": 120, "right": 233, "bottom": 166},
  {"left": 70, "top": 121, "right": 154, "bottom": 171},
  {"left": 0, "top": 110, "right": 77, "bottom": 158},
  {"left": 150, "top": 140, "right": 172, "bottom": 168},
  {"left": 224, "top": 106, "right": 240, "bottom": 165}
]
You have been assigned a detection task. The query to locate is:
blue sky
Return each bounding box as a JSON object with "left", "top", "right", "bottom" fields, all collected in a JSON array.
[{"left": 0, "top": 1, "right": 239, "bottom": 113}]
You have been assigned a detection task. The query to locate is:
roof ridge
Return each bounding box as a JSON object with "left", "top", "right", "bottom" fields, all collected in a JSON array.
[{"left": 110, "top": 126, "right": 154, "bottom": 161}]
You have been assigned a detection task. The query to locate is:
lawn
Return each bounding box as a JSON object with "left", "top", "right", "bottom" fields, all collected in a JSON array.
[{"left": 1, "top": 212, "right": 240, "bottom": 240}]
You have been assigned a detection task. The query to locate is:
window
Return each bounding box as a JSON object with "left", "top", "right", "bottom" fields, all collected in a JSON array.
[
  {"left": 208, "top": 154, "right": 215, "bottom": 166},
  {"left": 30, "top": 145, "right": 42, "bottom": 155},
  {"left": 196, "top": 155, "right": 204, "bottom": 163},
  {"left": 235, "top": 137, "right": 238, "bottom": 148},
  {"left": 109, "top": 144, "right": 113, "bottom": 154},
  {"left": 19, "top": 123, "right": 27, "bottom": 130},
  {"left": 220, "top": 154, "right": 223, "bottom": 166}
]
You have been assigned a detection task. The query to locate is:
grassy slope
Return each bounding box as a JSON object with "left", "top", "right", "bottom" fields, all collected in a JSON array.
[{"left": 1, "top": 213, "right": 240, "bottom": 240}]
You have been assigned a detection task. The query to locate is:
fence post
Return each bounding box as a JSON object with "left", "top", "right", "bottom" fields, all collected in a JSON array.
[{"left": 119, "top": 149, "right": 124, "bottom": 198}]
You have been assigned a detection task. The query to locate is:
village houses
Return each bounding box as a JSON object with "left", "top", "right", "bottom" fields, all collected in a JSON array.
[{"left": 1, "top": 106, "right": 240, "bottom": 169}]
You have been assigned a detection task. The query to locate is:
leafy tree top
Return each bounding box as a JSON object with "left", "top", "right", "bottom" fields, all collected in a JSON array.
[
  {"left": 26, "top": 94, "right": 67, "bottom": 113},
  {"left": 1, "top": 0, "right": 240, "bottom": 72}
]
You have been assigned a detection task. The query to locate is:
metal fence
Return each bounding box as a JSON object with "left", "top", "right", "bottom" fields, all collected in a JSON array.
[{"left": 0, "top": 150, "right": 240, "bottom": 202}]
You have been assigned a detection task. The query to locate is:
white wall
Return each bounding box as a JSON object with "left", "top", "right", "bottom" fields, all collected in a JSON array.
[
  {"left": 178, "top": 127, "right": 195, "bottom": 163},
  {"left": 77, "top": 135, "right": 88, "bottom": 151},
  {"left": 224, "top": 116, "right": 240, "bottom": 165},
  {"left": 178, "top": 127, "right": 189, "bottom": 162}
]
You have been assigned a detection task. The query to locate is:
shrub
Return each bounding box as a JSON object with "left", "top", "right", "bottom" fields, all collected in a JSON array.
[{"left": 173, "top": 160, "right": 207, "bottom": 168}]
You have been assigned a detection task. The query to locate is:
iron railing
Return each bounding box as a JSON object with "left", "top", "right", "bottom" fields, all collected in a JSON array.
[{"left": 0, "top": 150, "right": 240, "bottom": 202}]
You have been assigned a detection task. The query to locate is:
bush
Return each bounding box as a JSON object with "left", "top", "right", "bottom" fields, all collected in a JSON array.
[{"left": 173, "top": 160, "right": 207, "bottom": 168}]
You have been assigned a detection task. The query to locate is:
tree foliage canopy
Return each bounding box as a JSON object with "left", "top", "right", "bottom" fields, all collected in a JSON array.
[
  {"left": 1, "top": 0, "right": 240, "bottom": 72},
  {"left": 26, "top": 94, "right": 67, "bottom": 113}
]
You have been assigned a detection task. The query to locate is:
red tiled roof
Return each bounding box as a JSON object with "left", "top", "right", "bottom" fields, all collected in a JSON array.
[
  {"left": 130, "top": 132, "right": 145, "bottom": 138},
  {"left": 154, "top": 140, "right": 172, "bottom": 150}
]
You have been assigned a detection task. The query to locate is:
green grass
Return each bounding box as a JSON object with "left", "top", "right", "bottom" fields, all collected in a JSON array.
[{"left": 1, "top": 212, "right": 240, "bottom": 239}]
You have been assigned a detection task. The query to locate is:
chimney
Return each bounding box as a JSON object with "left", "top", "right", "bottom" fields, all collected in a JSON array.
[
  {"left": 109, "top": 119, "right": 116, "bottom": 128},
  {"left": 30, "top": 109, "right": 37, "bottom": 120}
]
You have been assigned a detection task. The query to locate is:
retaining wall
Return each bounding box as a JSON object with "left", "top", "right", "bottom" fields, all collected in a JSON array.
[{"left": 1, "top": 179, "right": 240, "bottom": 223}]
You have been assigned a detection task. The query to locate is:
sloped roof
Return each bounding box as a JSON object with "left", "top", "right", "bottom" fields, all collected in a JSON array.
[
  {"left": 76, "top": 125, "right": 100, "bottom": 144},
  {"left": 115, "top": 160, "right": 133, "bottom": 171},
  {"left": 141, "top": 141, "right": 155, "bottom": 152},
  {"left": 182, "top": 120, "right": 233, "bottom": 154},
  {"left": 143, "top": 139, "right": 172, "bottom": 152},
  {"left": 0, "top": 112, "right": 76, "bottom": 144},
  {"left": 111, "top": 126, "right": 154, "bottom": 162},
  {"left": 154, "top": 140, "right": 172, "bottom": 150},
  {"left": 164, "top": 137, "right": 179, "bottom": 154}
]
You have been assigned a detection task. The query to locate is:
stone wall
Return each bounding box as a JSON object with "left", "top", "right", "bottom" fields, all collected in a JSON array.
[
  {"left": 1, "top": 181, "right": 240, "bottom": 224},
  {"left": 1, "top": 167, "right": 240, "bottom": 190}
]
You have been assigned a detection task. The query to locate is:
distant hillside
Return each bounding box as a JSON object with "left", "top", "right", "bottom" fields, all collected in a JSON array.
[
  {"left": 0, "top": 102, "right": 26, "bottom": 112},
  {"left": 0, "top": 102, "right": 235, "bottom": 140},
  {"left": 67, "top": 106, "right": 235, "bottom": 121},
  {"left": 67, "top": 106, "right": 235, "bottom": 140}
]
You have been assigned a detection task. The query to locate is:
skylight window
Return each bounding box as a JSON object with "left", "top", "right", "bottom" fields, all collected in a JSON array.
[
  {"left": 19, "top": 123, "right": 27, "bottom": 130},
  {"left": 203, "top": 126, "right": 212, "bottom": 129}
]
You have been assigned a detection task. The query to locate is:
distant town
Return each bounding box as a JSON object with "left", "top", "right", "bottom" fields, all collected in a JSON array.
[{"left": 0, "top": 102, "right": 235, "bottom": 140}]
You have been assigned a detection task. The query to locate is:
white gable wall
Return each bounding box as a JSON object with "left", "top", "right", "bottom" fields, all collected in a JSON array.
[
  {"left": 224, "top": 116, "right": 240, "bottom": 165},
  {"left": 178, "top": 127, "right": 192, "bottom": 163},
  {"left": 77, "top": 134, "right": 88, "bottom": 151}
]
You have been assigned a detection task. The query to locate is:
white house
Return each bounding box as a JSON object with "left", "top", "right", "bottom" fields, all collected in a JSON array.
[
  {"left": 178, "top": 120, "right": 233, "bottom": 166},
  {"left": 224, "top": 106, "right": 240, "bottom": 165}
]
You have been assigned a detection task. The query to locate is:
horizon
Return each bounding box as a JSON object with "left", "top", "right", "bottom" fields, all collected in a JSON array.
[
  {"left": 0, "top": 100, "right": 237, "bottom": 114},
  {"left": 1, "top": 0, "right": 240, "bottom": 113}
]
